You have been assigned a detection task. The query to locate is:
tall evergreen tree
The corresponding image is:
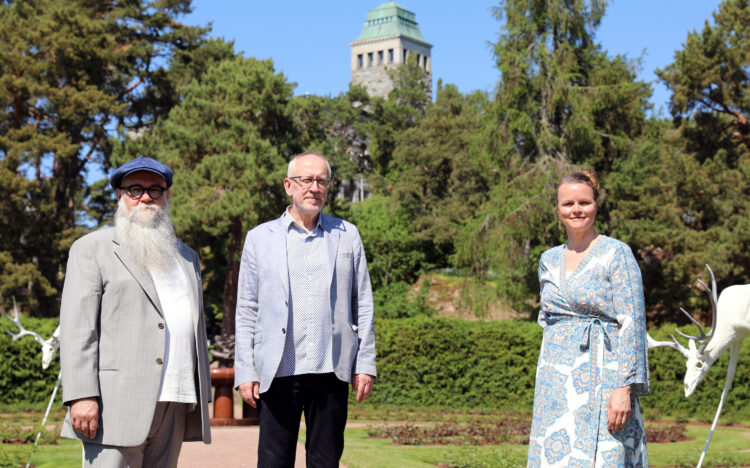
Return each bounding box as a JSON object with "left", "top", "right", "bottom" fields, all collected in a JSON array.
[
  {"left": 657, "top": 0, "right": 749, "bottom": 151},
  {"left": 608, "top": 0, "right": 750, "bottom": 322},
  {"left": 456, "top": 0, "right": 651, "bottom": 312},
  {"left": 117, "top": 57, "right": 296, "bottom": 340},
  {"left": 0, "top": 0, "right": 208, "bottom": 313},
  {"left": 388, "top": 84, "right": 490, "bottom": 266}
]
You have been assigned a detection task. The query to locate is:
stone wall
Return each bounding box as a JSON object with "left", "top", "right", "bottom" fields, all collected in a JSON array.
[{"left": 351, "top": 35, "right": 431, "bottom": 98}]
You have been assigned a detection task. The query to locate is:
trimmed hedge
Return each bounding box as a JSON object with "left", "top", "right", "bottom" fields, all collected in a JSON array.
[
  {"left": 370, "top": 316, "right": 540, "bottom": 410},
  {"left": 370, "top": 318, "right": 750, "bottom": 420},
  {"left": 3, "top": 316, "right": 750, "bottom": 422},
  {"left": 0, "top": 317, "right": 61, "bottom": 406}
]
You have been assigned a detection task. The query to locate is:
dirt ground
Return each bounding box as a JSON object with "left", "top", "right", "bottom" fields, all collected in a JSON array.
[{"left": 416, "top": 274, "right": 530, "bottom": 321}]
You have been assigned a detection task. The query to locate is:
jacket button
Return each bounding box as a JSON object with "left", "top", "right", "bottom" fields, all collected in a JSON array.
[
  {"left": 158, "top": 323, "right": 165, "bottom": 329},
  {"left": 156, "top": 358, "right": 163, "bottom": 364},
  {"left": 282, "top": 328, "right": 286, "bottom": 334}
]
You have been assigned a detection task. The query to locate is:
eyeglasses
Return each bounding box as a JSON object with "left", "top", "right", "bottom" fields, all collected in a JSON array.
[
  {"left": 288, "top": 176, "right": 330, "bottom": 189},
  {"left": 121, "top": 184, "right": 168, "bottom": 200}
]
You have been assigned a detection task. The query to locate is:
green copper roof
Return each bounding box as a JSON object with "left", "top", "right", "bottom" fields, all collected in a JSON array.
[{"left": 354, "top": 2, "right": 430, "bottom": 44}]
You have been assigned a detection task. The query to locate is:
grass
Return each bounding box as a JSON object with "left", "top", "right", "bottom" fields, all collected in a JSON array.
[
  {"left": 647, "top": 425, "right": 750, "bottom": 467},
  {"left": 341, "top": 427, "right": 527, "bottom": 468},
  {"left": 340, "top": 424, "right": 750, "bottom": 468},
  {"left": 3, "top": 406, "right": 750, "bottom": 467},
  {"left": 1, "top": 440, "right": 81, "bottom": 468}
]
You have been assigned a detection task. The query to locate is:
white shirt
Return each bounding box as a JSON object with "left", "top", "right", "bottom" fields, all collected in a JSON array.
[{"left": 149, "top": 256, "right": 197, "bottom": 404}]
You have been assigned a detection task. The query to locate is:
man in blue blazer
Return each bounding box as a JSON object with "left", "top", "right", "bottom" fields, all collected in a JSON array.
[{"left": 235, "top": 153, "right": 376, "bottom": 467}]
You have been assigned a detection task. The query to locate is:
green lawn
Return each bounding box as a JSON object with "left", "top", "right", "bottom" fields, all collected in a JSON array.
[
  {"left": 339, "top": 424, "right": 750, "bottom": 468},
  {"left": 1, "top": 439, "right": 81, "bottom": 468},
  {"left": 4, "top": 408, "right": 750, "bottom": 468}
]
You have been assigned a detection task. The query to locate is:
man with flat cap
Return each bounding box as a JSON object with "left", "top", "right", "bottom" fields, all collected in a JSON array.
[{"left": 60, "top": 156, "right": 211, "bottom": 467}]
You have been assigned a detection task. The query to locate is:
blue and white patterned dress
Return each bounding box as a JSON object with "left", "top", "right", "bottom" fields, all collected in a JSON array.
[{"left": 527, "top": 235, "right": 649, "bottom": 467}]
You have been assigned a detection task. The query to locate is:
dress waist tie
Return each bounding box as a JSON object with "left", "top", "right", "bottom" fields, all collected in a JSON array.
[
  {"left": 579, "top": 317, "right": 616, "bottom": 410},
  {"left": 548, "top": 316, "right": 618, "bottom": 410}
]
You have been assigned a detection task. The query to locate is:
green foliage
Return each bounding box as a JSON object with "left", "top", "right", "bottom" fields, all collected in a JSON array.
[
  {"left": 452, "top": 0, "right": 651, "bottom": 312},
  {"left": 0, "top": 317, "right": 61, "bottom": 405},
  {"left": 371, "top": 317, "right": 541, "bottom": 409},
  {"left": 0, "top": 448, "right": 26, "bottom": 468},
  {"left": 606, "top": 0, "right": 750, "bottom": 321},
  {"left": 351, "top": 195, "right": 425, "bottom": 289},
  {"left": 645, "top": 323, "right": 750, "bottom": 422},
  {"left": 0, "top": 0, "right": 209, "bottom": 315},
  {"left": 608, "top": 129, "right": 750, "bottom": 320},
  {"left": 373, "top": 281, "right": 434, "bottom": 320},
  {"left": 442, "top": 447, "right": 525, "bottom": 468},
  {"left": 115, "top": 55, "right": 295, "bottom": 337},
  {"left": 657, "top": 0, "right": 749, "bottom": 148},
  {"left": 388, "top": 85, "right": 490, "bottom": 267},
  {"left": 370, "top": 318, "right": 750, "bottom": 421}
]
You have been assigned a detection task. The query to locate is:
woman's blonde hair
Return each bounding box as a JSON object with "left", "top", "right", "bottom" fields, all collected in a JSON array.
[{"left": 556, "top": 169, "right": 600, "bottom": 202}]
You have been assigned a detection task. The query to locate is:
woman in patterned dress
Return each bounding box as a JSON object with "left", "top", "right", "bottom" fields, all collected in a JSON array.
[{"left": 527, "top": 170, "right": 649, "bottom": 467}]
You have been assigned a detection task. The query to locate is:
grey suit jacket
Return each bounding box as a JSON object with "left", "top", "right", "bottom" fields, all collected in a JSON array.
[
  {"left": 234, "top": 212, "right": 377, "bottom": 393},
  {"left": 59, "top": 227, "right": 212, "bottom": 447}
]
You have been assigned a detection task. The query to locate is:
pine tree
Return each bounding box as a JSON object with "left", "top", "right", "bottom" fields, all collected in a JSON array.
[
  {"left": 388, "top": 84, "right": 490, "bottom": 266},
  {"left": 608, "top": 0, "right": 750, "bottom": 322},
  {"left": 117, "top": 56, "right": 296, "bottom": 340},
  {"left": 456, "top": 0, "right": 651, "bottom": 312},
  {"left": 0, "top": 0, "right": 207, "bottom": 313}
]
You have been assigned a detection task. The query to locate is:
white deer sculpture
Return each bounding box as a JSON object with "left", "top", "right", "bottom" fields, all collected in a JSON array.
[
  {"left": 2, "top": 297, "right": 63, "bottom": 468},
  {"left": 2, "top": 298, "right": 61, "bottom": 369},
  {"left": 648, "top": 265, "right": 750, "bottom": 468}
]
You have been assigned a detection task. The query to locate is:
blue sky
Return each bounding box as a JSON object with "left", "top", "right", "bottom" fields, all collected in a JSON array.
[{"left": 184, "top": 1, "right": 723, "bottom": 116}]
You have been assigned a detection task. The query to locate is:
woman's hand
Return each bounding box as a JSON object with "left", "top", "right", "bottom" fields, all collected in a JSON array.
[{"left": 607, "top": 385, "right": 632, "bottom": 433}]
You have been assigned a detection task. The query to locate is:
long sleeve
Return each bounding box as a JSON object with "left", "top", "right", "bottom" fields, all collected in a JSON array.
[
  {"left": 537, "top": 255, "right": 549, "bottom": 329},
  {"left": 234, "top": 230, "right": 260, "bottom": 387},
  {"left": 351, "top": 225, "right": 377, "bottom": 377},
  {"left": 60, "top": 237, "right": 103, "bottom": 405},
  {"left": 610, "top": 244, "right": 649, "bottom": 396}
]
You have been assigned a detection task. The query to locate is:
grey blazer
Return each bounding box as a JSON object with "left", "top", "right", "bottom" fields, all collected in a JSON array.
[
  {"left": 59, "top": 227, "right": 211, "bottom": 447},
  {"left": 234, "top": 212, "right": 377, "bottom": 393}
]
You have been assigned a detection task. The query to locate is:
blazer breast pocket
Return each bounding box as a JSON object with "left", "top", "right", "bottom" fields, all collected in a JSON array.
[{"left": 336, "top": 252, "right": 353, "bottom": 275}]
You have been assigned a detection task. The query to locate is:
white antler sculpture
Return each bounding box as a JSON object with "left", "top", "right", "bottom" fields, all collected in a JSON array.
[
  {"left": 648, "top": 265, "right": 750, "bottom": 467},
  {"left": 2, "top": 298, "right": 60, "bottom": 369}
]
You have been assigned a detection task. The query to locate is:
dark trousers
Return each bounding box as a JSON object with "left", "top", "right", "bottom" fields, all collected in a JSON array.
[{"left": 258, "top": 373, "right": 349, "bottom": 468}]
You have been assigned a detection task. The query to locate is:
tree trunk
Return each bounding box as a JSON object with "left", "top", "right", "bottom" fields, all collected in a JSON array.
[{"left": 221, "top": 217, "right": 242, "bottom": 339}]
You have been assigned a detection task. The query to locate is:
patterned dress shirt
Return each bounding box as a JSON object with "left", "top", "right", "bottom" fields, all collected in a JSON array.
[{"left": 275, "top": 210, "right": 334, "bottom": 377}]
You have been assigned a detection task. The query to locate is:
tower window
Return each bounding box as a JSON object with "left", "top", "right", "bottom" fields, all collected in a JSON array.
[
  {"left": 403, "top": 49, "right": 407, "bottom": 63},
  {"left": 416, "top": 53, "right": 420, "bottom": 66},
  {"left": 357, "top": 54, "right": 363, "bottom": 69},
  {"left": 388, "top": 49, "right": 394, "bottom": 63},
  {"left": 378, "top": 50, "right": 384, "bottom": 65},
  {"left": 368, "top": 52, "right": 373, "bottom": 67}
]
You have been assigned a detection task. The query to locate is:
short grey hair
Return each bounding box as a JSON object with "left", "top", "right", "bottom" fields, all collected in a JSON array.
[{"left": 287, "top": 153, "right": 332, "bottom": 179}]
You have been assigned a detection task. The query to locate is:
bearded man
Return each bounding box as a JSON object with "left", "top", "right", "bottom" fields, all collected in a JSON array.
[{"left": 60, "top": 157, "right": 211, "bottom": 468}]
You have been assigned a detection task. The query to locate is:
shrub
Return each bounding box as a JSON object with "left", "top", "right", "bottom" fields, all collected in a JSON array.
[
  {"left": 0, "top": 316, "right": 61, "bottom": 405},
  {"left": 369, "top": 318, "right": 750, "bottom": 421}
]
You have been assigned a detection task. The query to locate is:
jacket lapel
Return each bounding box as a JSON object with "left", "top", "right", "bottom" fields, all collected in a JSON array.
[
  {"left": 322, "top": 213, "right": 340, "bottom": 288},
  {"left": 270, "top": 215, "right": 290, "bottom": 300},
  {"left": 112, "top": 237, "right": 164, "bottom": 318}
]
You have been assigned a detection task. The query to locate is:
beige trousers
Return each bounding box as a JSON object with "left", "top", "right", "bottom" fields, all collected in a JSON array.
[{"left": 82, "top": 402, "right": 188, "bottom": 468}]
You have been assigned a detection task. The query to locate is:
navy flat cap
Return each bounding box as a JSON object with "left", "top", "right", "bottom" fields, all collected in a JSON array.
[{"left": 110, "top": 157, "right": 174, "bottom": 189}]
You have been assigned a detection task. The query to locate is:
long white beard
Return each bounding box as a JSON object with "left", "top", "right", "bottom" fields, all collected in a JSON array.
[{"left": 114, "top": 198, "right": 179, "bottom": 272}]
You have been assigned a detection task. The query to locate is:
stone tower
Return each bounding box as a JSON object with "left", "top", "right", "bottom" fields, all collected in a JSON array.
[{"left": 350, "top": 2, "right": 432, "bottom": 98}]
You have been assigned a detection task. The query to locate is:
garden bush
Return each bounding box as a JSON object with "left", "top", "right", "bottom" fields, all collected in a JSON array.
[
  {"left": 370, "top": 318, "right": 750, "bottom": 420},
  {"left": 4, "top": 315, "right": 750, "bottom": 423},
  {"left": 0, "top": 316, "right": 60, "bottom": 406}
]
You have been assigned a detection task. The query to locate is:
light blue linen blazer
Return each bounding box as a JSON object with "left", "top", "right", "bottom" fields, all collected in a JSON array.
[{"left": 234, "top": 212, "right": 377, "bottom": 393}]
